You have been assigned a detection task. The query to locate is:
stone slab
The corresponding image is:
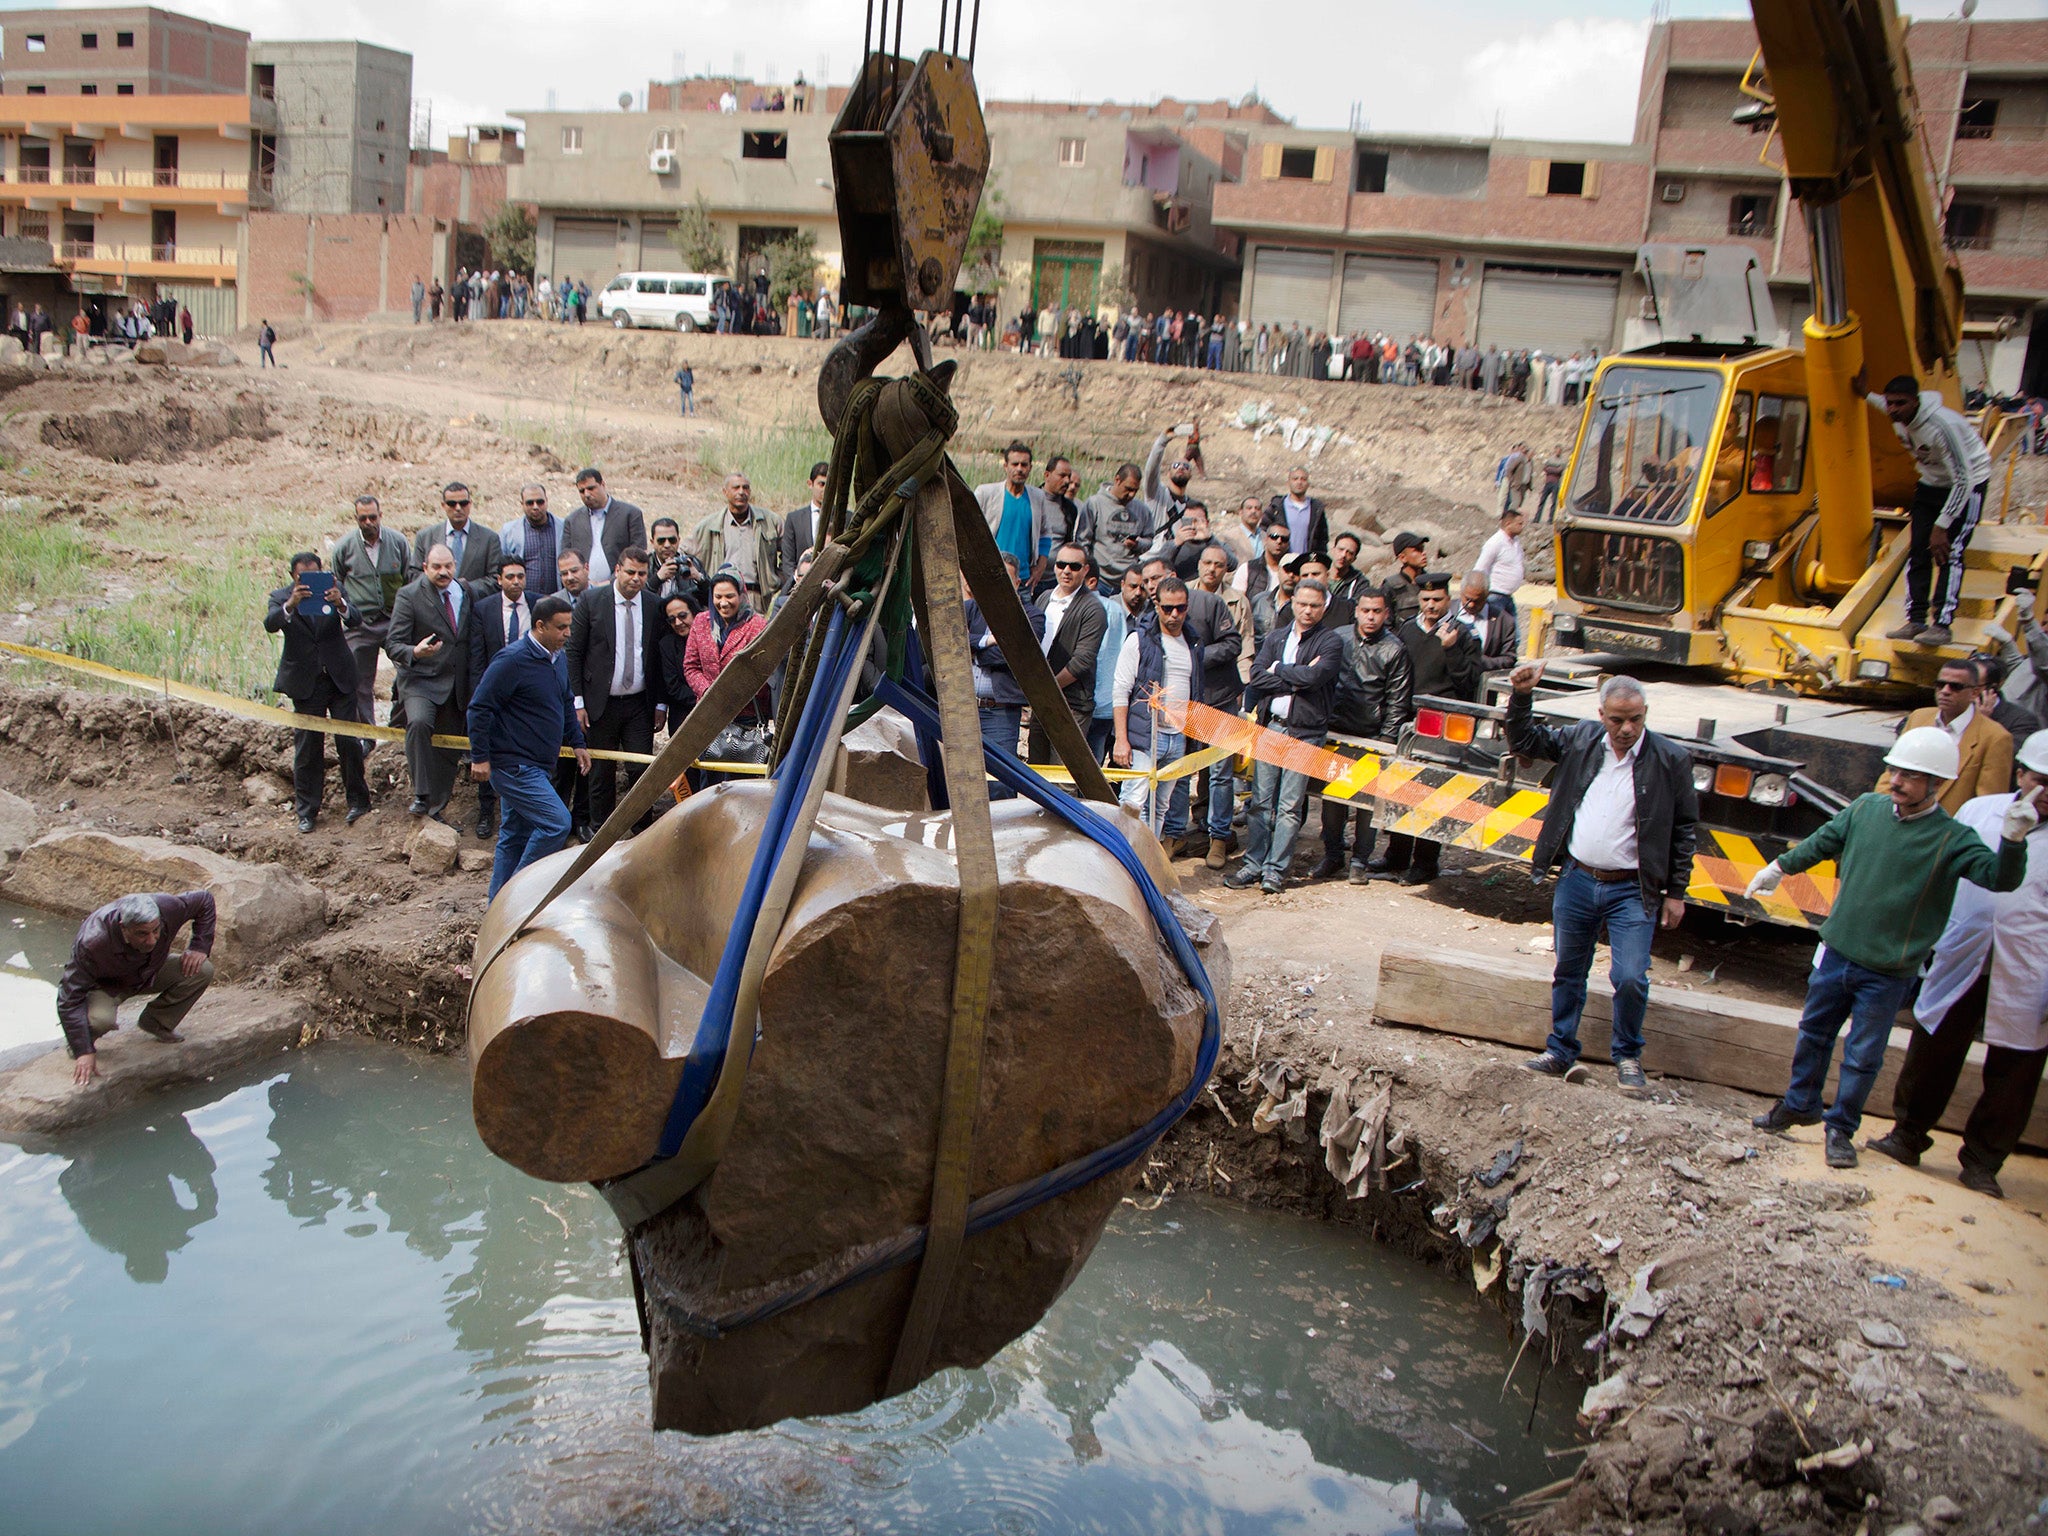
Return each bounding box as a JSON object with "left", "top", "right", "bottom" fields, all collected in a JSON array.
[
  {"left": 1, "top": 828, "right": 327, "bottom": 978},
  {"left": 0, "top": 987, "right": 313, "bottom": 1136}
]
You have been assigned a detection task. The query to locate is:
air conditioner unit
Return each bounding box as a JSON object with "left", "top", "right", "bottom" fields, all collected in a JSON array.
[
  {"left": 1659, "top": 180, "right": 1686, "bottom": 203},
  {"left": 649, "top": 149, "right": 676, "bottom": 174}
]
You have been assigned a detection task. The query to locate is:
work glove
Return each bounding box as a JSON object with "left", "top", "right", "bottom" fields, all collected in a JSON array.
[
  {"left": 2016, "top": 587, "right": 2037, "bottom": 621},
  {"left": 1744, "top": 861, "right": 1784, "bottom": 899},
  {"left": 1983, "top": 624, "right": 2013, "bottom": 647},
  {"left": 2004, "top": 788, "right": 2043, "bottom": 843}
]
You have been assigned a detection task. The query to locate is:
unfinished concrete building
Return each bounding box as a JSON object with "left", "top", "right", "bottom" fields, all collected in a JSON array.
[{"left": 248, "top": 40, "right": 411, "bottom": 215}]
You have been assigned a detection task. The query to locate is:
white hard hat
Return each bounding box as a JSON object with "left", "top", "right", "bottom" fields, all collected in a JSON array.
[
  {"left": 1885, "top": 725, "right": 1961, "bottom": 781},
  {"left": 2018, "top": 729, "right": 2048, "bottom": 777}
]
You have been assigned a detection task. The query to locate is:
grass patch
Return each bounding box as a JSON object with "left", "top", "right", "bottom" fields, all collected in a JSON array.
[
  {"left": 0, "top": 516, "right": 97, "bottom": 609},
  {"left": 54, "top": 563, "right": 279, "bottom": 700},
  {"left": 499, "top": 399, "right": 597, "bottom": 473},
  {"left": 699, "top": 418, "right": 837, "bottom": 511}
]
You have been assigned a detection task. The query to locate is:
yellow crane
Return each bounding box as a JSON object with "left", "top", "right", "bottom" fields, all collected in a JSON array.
[{"left": 1540, "top": 0, "right": 2043, "bottom": 696}]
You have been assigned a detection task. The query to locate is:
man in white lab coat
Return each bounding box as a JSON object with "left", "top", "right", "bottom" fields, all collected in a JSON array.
[{"left": 1868, "top": 729, "right": 2048, "bottom": 1198}]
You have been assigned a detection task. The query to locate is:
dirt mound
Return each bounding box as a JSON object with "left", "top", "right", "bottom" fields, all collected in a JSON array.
[{"left": 39, "top": 391, "right": 274, "bottom": 463}]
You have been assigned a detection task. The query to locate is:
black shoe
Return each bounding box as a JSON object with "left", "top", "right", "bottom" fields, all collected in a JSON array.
[
  {"left": 1958, "top": 1164, "right": 2004, "bottom": 1199},
  {"left": 1260, "top": 874, "right": 1285, "bottom": 895},
  {"left": 1310, "top": 855, "right": 1345, "bottom": 880},
  {"left": 346, "top": 804, "right": 371, "bottom": 826},
  {"left": 1364, "top": 856, "right": 1392, "bottom": 874},
  {"left": 474, "top": 808, "right": 494, "bottom": 839},
  {"left": 1399, "top": 867, "right": 1437, "bottom": 886},
  {"left": 1524, "top": 1051, "right": 1572, "bottom": 1077},
  {"left": 408, "top": 798, "right": 430, "bottom": 817},
  {"left": 1865, "top": 1130, "right": 1921, "bottom": 1168},
  {"left": 1753, "top": 1099, "right": 1823, "bottom": 1133},
  {"left": 297, "top": 814, "right": 317, "bottom": 834},
  {"left": 571, "top": 822, "right": 594, "bottom": 844},
  {"left": 1825, "top": 1128, "right": 1858, "bottom": 1169},
  {"left": 1615, "top": 1058, "right": 1648, "bottom": 1092},
  {"left": 1223, "top": 864, "right": 1262, "bottom": 890},
  {"left": 138, "top": 1022, "right": 182, "bottom": 1043},
  {"left": 428, "top": 811, "right": 451, "bottom": 827},
  {"left": 1347, "top": 864, "right": 1371, "bottom": 885}
]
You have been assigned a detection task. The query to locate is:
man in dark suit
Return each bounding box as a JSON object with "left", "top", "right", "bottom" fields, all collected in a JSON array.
[
  {"left": 384, "top": 543, "right": 488, "bottom": 822},
  {"left": 1372, "top": 571, "right": 1481, "bottom": 886},
  {"left": 1262, "top": 466, "right": 1330, "bottom": 559},
  {"left": 563, "top": 467, "right": 647, "bottom": 587},
  {"left": 413, "top": 481, "right": 503, "bottom": 586},
  {"left": 778, "top": 461, "right": 828, "bottom": 594},
  {"left": 468, "top": 555, "right": 537, "bottom": 838},
  {"left": 264, "top": 551, "right": 370, "bottom": 833},
  {"left": 565, "top": 544, "right": 665, "bottom": 833},
  {"left": 1027, "top": 541, "right": 1109, "bottom": 766}
]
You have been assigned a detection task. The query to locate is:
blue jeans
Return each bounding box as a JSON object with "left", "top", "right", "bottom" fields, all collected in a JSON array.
[
  {"left": 489, "top": 760, "right": 572, "bottom": 897},
  {"left": 1548, "top": 863, "right": 1656, "bottom": 1066},
  {"left": 678, "top": 387, "right": 694, "bottom": 416},
  {"left": 1207, "top": 755, "right": 1236, "bottom": 838},
  {"left": 1086, "top": 714, "right": 1114, "bottom": 763},
  {"left": 1786, "top": 946, "right": 1917, "bottom": 1137},
  {"left": 1119, "top": 727, "right": 1189, "bottom": 836},
  {"left": 1242, "top": 755, "right": 1312, "bottom": 880},
  {"left": 979, "top": 704, "right": 1023, "bottom": 801}
]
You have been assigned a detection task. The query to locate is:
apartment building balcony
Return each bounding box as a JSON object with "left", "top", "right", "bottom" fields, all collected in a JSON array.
[
  {"left": 58, "top": 241, "right": 237, "bottom": 282},
  {"left": 0, "top": 166, "right": 255, "bottom": 213}
]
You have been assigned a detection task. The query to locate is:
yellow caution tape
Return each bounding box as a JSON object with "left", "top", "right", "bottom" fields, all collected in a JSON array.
[{"left": 0, "top": 639, "right": 769, "bottom": 775}]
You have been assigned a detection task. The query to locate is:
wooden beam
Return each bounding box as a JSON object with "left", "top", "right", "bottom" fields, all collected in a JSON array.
[{"left": 1373, "top": 942, "right": 2048, "bottom": 1151}]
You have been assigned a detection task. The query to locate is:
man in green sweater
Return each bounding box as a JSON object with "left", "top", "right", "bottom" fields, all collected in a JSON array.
[{"left": 1745, "top": 725, "right": 2037, "bottom": 1168}]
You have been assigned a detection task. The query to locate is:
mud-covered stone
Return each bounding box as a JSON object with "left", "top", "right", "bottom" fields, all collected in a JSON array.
[
  {"left": 468, "top": 782, "right": 1225, "bottom": 1433},
  {"left": 1, "top": 828, "right": 326, "bottom": 977}
]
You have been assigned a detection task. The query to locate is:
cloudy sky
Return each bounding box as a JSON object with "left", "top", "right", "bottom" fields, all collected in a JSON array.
[{"left": 6, "top": 0, "right": 2045, "bottom": 144}]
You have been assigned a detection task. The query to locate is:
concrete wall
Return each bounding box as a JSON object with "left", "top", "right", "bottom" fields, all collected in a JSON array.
[
  {"left": 0, "top": 6, "right": 247, "bottom": 95},
  {"left": 253, "top": 40, "right": 412, "bottom": 214},
  {"left": 241, "top": 210, "right": 446, "bottom": 325}
]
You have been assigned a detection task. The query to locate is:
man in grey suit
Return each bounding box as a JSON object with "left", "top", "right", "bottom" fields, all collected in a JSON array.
[
  {"left": 414, "top": 481, "right": 503, "bottom": 586},
  {"left": 563, "top": 467, "right": 646, "bottom": 587},
  {"left": 385, "top": 544, "right": 487, "bottom": 821},
  {"left": 330, "top": 494, "right": 415, "bottom": 731},
  {"left": 974, "top": 441, "right": 1053, "bottom": 591},
  {"left": 565, "top": 545, "right": 665, "bottom": 832}
]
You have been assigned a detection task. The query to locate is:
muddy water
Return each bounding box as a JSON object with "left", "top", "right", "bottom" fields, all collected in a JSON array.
[
  {"left": 0, "top": 1040, "right": 1578, "bottom": 1536},
  {"left": 0, "top": 902, "right": 71, "bottom": 1059}
]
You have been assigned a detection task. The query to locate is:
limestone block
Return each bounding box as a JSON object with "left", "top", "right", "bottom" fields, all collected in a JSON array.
[
  {"left": 0, "top": 988, "right": 313, "bottom": 1136},
  {"left": 457, "top": 848, "right": 494, "bottom": 874},
  {"left": 468, "top": 782, "right": 1222, "bottom": 1434},
  {"left": 407, "top": 819, "right": 460, "bottom": 874},
  {"left": 0, "top": 788, "right": 40, "bottom": 863},
  {"left": 1, "top": 828, "right": 327, "bottom": 977},
  {"left": 241, "top": 773, "right": 286, "bottom": 807},
  {"left": 831, "top": 705, "right": 930, "bottom": 811}
]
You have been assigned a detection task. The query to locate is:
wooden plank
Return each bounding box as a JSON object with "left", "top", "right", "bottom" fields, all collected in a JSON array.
[{"left": 1373, "top": 942, "right": 2048, "bottom": 1151}]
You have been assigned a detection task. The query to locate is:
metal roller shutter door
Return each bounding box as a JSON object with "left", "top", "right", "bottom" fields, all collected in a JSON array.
[
  {"left": 550, "top": 218, "right": 623, "bottom": 286},
  {"left": 1249, "top": 248, "right": 1334, "bottom": 329},
  {"left": 1337, "top": 254, "right": 1436, "bottom": 337},
  {"left": 639, "top": 221, "right": 686, "bottom": 271},
  {"left": 1477, "top": 268, "right": 1620, "bottom": 354},
  {"left": 156, "top": 282, "right": 236, "bottom": 338}
]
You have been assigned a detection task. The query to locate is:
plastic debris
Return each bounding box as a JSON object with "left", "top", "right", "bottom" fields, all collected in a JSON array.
[
  {"left": 1868, "top": 1274, "right": 1907, "bottom": 1290},
  {"left": 1475, "top": 1138, "right": 1525, "bottom": 1189},
  {"left": 1579, "top": 1371, "right": 1631, "bottom": 1418},
  {"left": 1616, "top": 1259, "right": 1670, "bottom": 1339},
  {"left": 1859, "top": 1319, "right": 1908, "bottom": 1349}
]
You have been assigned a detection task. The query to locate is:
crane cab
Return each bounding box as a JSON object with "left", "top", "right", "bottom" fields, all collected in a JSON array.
[{"left": 1543, "top": 347, "right": 2038, "bottom": 695}]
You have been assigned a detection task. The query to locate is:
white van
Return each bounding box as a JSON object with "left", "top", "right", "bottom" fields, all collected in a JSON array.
[{"left": 598, "top": 272, "right": 728, "bottom": 332}]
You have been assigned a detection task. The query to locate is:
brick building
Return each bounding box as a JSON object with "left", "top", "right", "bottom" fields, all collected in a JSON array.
[
  {"left": 1214, "top": 15, "right": 2048, "bottom": 394},
  {"left": 509, "top": 83, "right": 1247, "bottom": 320},
  {"left": 0, "top": 6, "right": 246, "bottom": 96}
]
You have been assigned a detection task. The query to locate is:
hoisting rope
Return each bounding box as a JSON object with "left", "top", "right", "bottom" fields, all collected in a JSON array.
[{"left": 466, "top": 334, "right": 1206, "bottom": 1390}]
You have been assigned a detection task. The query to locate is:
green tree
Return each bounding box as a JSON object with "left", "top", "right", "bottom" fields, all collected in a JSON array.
[
  {"left": 961, "top": 186, "right": 1006, "bottom": 294},
  {"left": 1096, "top": 262, "right": 1136, "bottom": 315},
  {"left": 761, "top": 228, "right": 821, "bottom": 314},
  {"left": 484, "top": 203, "right": 536, "bottom": 273},
  {"left": 668, "top": 194, "right": 729, "bottom": 274}
]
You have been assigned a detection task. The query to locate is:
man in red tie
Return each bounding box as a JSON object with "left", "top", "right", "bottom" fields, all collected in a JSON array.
[{"left": 385, "top": 544, "right": 486, "bottom": 822}]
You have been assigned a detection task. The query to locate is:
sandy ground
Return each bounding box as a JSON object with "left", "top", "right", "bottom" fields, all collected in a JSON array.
[{"left": 0, "top": 320, "right": 2042, "bottom": 1533}]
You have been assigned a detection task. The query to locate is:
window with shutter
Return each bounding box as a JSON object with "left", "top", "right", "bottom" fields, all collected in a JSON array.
[
  {"left": 1261, "top": 142, "right": 1283, "bottom": 180},
  {"left": 1312, "top": 146, "right": 1335, "bottom": 183},
  {"left": 1526, "top": 160, "right": 1548, "bottom": 197}
]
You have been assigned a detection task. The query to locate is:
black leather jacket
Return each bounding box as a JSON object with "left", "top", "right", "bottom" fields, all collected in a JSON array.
[
  {"left": 1506, "top": 690, "right": 1699, "bottom": 915},
  {"left": 1332, "top": 629, "right": 1413, "bottom": 738}
]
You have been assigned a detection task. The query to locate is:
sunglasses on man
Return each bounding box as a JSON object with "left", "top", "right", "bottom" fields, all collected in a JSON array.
[
  {"left": 1157, "top": 602, "right": 1187, "bottom": 614},
  {"left": 444, "top": 498, "right": 471, "bottom": 509},
  {"left": 1053, "top": 559, "right": 1086, "bottom": 571}
]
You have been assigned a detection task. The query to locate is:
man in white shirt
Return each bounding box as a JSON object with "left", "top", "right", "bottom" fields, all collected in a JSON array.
[
  {"left": 1472, "top": 507, "right": 1527, "bottom": 643},
  {"left": 565, "top": 546, "right": 664, "bottom": 835},
  {"left": 1869, "top": 733, "right": 2048, "bottom": 1198},
  {"left": 1869, "top": 372, "right": 1994, "bottom": 647},
  {"left": 1112, "top": 576, "right": 1200, "bottom": 853},
  {"left": 1506, "top": 667, "right": 1699, "bottom": 1092}
]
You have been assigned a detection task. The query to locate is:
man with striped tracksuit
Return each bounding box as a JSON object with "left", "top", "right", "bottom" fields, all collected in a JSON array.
[{"left": 1872, "top": 373, "right": 1993, "bottom": 649}]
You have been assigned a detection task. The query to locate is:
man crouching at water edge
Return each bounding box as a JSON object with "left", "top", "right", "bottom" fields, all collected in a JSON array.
[{"left": 57, "top": 891, "right": 216, "bottom": 1086}]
